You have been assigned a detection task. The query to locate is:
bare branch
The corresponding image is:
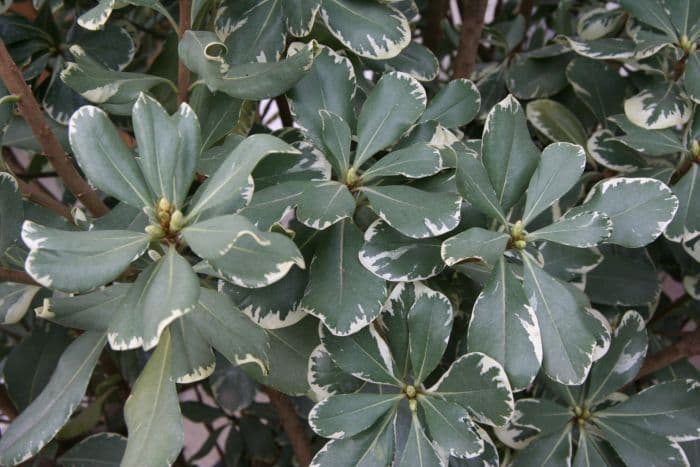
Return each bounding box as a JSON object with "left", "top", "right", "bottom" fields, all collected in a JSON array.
[
  {"left": 177, "top": 0, "right": 192, "bottom": 104},
  {"left": 452, "top": 0, "right": 488, "bottom": 80}
]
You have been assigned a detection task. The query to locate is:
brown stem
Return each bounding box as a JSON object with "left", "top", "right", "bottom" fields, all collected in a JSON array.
[
  {"left": 648, "top": 293, "right": 691, "bottom": 326},
  {"left": 0, "top": 385, "right": 18, "bottom": 420},
  {"left": 0, "top": 40, "right": 109, "bottom": 218},
  {"left": 452, "top": 0, "right": 488, "bottom": 80},
  {"left": 0, "top": 267, "right": 39, "bottom": 285},
  {"left": 635, "top": 327, "right": 700, "bottom": 381},
  {"left": 672, "top": 52, "right": 690, "bottom": 82},
  {"left": 177, "top": 0, "right": 192, "bottom": 104},
  {"left": 424, "top": 0, "right": 449, "bottom": 53},
  {"left": 275, "top": 96, "right": 294, "bottom": 127},
  {"left": 262, "top": 386, "right": 313, "bottom": 466},
  {"left": 519, "top": 0, "right": 535, "bottom": 20}
]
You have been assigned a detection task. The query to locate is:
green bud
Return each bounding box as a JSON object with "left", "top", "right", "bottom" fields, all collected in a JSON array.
[
  {"left": 145, "top": 225, "right": 165, "bottom": 238},
  {"left": 514, "top": 239, "right": 527, "bottom": 250},
  {"left": 169, "top": 210, "right": 185, "bottom": 231},
  {"left": 405, "top": 385, "right": 417, "bottom": 399}
]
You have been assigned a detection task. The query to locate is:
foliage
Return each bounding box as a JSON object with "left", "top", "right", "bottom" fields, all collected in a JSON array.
[{"left": 0, "top": 0, "right": 699, "bottom": 466}]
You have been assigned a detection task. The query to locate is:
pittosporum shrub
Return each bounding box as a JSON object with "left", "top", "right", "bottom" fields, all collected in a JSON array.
[{"left": 0, "top": 0, "right": 699, "bottom": 466}]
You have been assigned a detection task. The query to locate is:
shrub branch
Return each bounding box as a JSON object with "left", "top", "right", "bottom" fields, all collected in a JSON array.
[
  {"left": 262, "top": 386, "right": 313, "bottom": 466},
  {"left": 452, "top": 0, "right": 488, "bottom": 79},
  {"left": 177, "top": 0, "right": 192, "bottom": 104}
]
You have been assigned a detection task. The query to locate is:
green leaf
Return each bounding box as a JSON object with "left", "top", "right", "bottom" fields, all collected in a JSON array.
[
  {"left": 587, "top": 129, "right": 646, "bottom": 173},
  {"left": 511, "top": 427, "right": 573, "bottom": 467},
  {"left": 186, "top": 288, "right": 269, "bottom": 375},
  {"left": 407, "top": 282, "right": 453, "bottom": 385},
  {"left": 441, "top": 228, "right": 509, "bottom": 268},
  {"left": 468, "top": 259, "right": 542, "bottom": 391},
  {"left": 618, "top": 0, "right": 678, "bottom": 39},
  {"left": 561, "top": 37, "right": 638, "bottom": 60},
  {"left": 0, "top": 282, "right": 40, "bottom": 324},
  {"left": 572, "top": 430, "right": 620, "bottom": 467},
  {"left": 76, "top": 0, "right": 115, "bottom": 31},
  {"left": 170, "top": 316, "right": 215, "bottom": 383},
  {"left": 309, "top": 393, "right": 402, "bottom": 439},
  {"left": 576, "top": 7, "right": 626, "bottom": 40},
  {"left": 455, "top": 151, "right": 508, "bottom": 224},
  {"left": 37, "top": 284, "right": 129, "bottom": 331},
  {"left": 121, "top": 330, "right": 184, "bottom": 467},
  {"left": 596, "top": 419, "right": 688, "bottom": 467},
  {"left": 608, "top": 114, "right": 685, "bottom": 156},
  {"left": 505, "top": 54, "right": 571, "bottom": 100},
  {"left": 420, "top": 79, "right": 481, "bottom": 128},
  {"left": 68, "top": 105, "right": 154, "bottom": 208},
  {"left": 497, "top": 398, "right": 572, "bottom": 448},
  {"left": 107, "top": 247, "right": 200, "bottom": 351},
  {"left": 624, "top": 82, "right": 692, "bottom": 130},
  {"left": 522, "top": 254, "right": 609, "bottom": 385},
  {"left": 428, "top": 352, "right": 514, "bottom": 427},
  {"left": 526, "top": 100, "right": 587, "bottom": 149},
  {"left": 580, "top": 177, "right": 679, "bottom": 248},
  {"left": 58, "top": 433, "right": 126, "bottom": 467},
  {"left": 22, "top": 222, "right": 150, "bottom": 293},
  {"left": 522, "top": 142, "right": 586, "bottom": 224},
  {"left": 297, "top": 181, "right": 355, "bottom": 230},
  {"left": 0, "top": 332, "right": 105, "bottom": 466},
  {"left": 482, "top": 95, "right": 540, "bottom": 210},
  {"left": 283, "top": 0, "right": 321, "bottom": 37},
  {"left": 354, "top": 72, "right": 426, "bottom": 168},
  {"left": 308, "top": 344, "right": 363, "bottom": 399},
  {"left": 375, "top": 42, "right": 439, "bottom": 82},
  {"left": 300, "top": 220, "right": 386, "bottom": 336},
  {"left": 665, "top": 164, "right": 700, "bottom": 243},
  {"left": 186, "top": 134, "right": 300, "bottom": 221},
  {"left": 0, "top": 172, "right": 23, "bottom": 253},
  {"left": 286, "top": 45, "right": 357, "bottom": 148},
  {"left": 318, "top": 110, "right": 352, "bottom": 177},
  {"left": 178, "top": 31, "right": 316, "bottom": 100},
  {"left": 566, "top": 58, "right": 625, "bottom": 126},
  {"left": 586, "top": 311, "right": 647, "bottom": 404},
  {"left": 419, "top": 396, "right": 484, "bottom": 459},
  {"left": 359, "top": 219, "right": 444, "bottom": 282},
  {"left": 132, "top": 93, "right": 200, "bottom": 207},
  {"left": 70, "top": 23, "right": 137, "bottom": 71},
  {"left": 685, "top": 51, "right": 700, "bottom": 103},
  {"left": 399, "top": 413, "right": 442, "bottom": 467},
  {"left": 361, "top": 185, "right": 461, "bottom": 239},
  {"left": 540, "top": 242, "right": 603, "bottom": 282},
  {"left": 527, "top": 211, "right": 612, "bottom": 248},
  {"left": 362, "top": 143, "right": 443, "bottom": 182},
  {"left": 241, "top": 180, "right": 308, "bottom": 231},
  {"left": 319, "top": 0, "right": 410, "bottom": 59},
  {"left": 322, "top": 322, "right": 401, "bottom": 385},
  {"left": 183, "top": 214, "right": 305, "bottom": 288}
]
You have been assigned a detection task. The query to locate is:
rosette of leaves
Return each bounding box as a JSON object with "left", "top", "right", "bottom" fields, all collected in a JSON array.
[
  {"left": 307, "top": 281, "right": 513, "bottom": 466},
  {"left": 498, "top": 310, "right": 700, "bottom": 467},
  {"left": 440, "top": 94, "right": 679, "bottom": 388}
]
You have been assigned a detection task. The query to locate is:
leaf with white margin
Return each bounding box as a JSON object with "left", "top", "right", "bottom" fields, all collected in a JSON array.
[
  {"left": 318, "top": 110, "right": 352, "bottom": 178},
  {"left": 68, "top": 105, "right": 154, "bottom": 208},
  {"left": 121, "top": 330, "right": 184, "bottom": 467},
  {"left": 571, "top": 429, "right": 619, "bottom": 467},
  {"left": 107, "top": 246, "right": 200, "bottom": 351},
  {"left": 22, "top": 222, "right": 150, "bottom": 293},
  {"left": 522, "top": 142, "right": 586, "bottom": 225},
  {"left": 186, "top": 288, "right": 269, "bottom": 374},
  {"left": 585, "top": 311, "right": 647, "bottom": 405},
  {"left": 0, "top": 332, "right": 105, "bottom": 466},
  {"left": 319, "top": 0, "right": 410, "bottom": 59},
  {"left": 321, "top": 322, "right": 401, "bottom": 386},
  {"left": 454, "top": 151, "right": 508, "bottom": 224},
  {"left": 169, "top": 316, "right": 215, "bottom": 384},
  {"left": 186, "top": 134, "right": 300, "bottom": 222},
  {"left": 178, "top": 32, "right": 316, "bottom": 100},
  {"left": 418, "top": 396, "right": 484, "bottom": 459},
  {"left": 428, "top": 352, "right": 514, "bottom": 427},
  {"left": 132, "top": 93, "right": 200, "bottom": 208},
  {"left": 300, "top": 220, "right": 386, "bottom": 336},
  {"left": 566, "top": 58, "right": 625, "bottom": 127},
  {"left": 419, "top": 79, "right": 481, "bottom": 128},
  {"left": 37, "top": 284, "right": 129, "bottom": 331},
  {"left": 398, "top": 412, "right": 442, "bottom": 467},
  {"left": 539, "top": 242, "right": 603, "bottom": 282},
  {"left": 495, "top": 398, "right": 572, "bottom": 449},
  {"left": 58, "top": 432, "right": 126, "bottom": 467},
  {"left": 240, "top": 180, "right": 307, "bottom": 230},
  {"left": 380, "top": 282, "right": 415, "bottom": 380},
  {"left": 587, "top": 129, "right": 646, "bottom": 173},
  {"left": 283, "top": 0, "right": 321, "bottom": 37},
  {"left": 594, "top": 419, "right": 688, "bottom": 467},
  {"left": 624, "top": 83, "right": 692, "bottom": 130},
  {"left": 0, "top": 283, "right": 40, "bottom": 324},
  {"left": 468, "top": 259, "right": 542, "bottom": 391},
  {"left": 482, "top": 95, "right": 540, "bottom": 211},
  {"left": 596, "top": 379, "right": 700, "bottom": 441},
  {"left": 521, "top": 253, "right": 609, "bottom": 385},
  {"left": 297, "top": 181, "right": 355, "bottom": 230},
  {"left": 361, "top": 185, "right": 461, "bottom": 239},
  {"left": 77, "top": 0, "right": 115, "bottom": 30},
  {"left": 505, "top": 54, "right": 571, "bottom": 100},
  {"left": 441, "top": 228, "right": 509, "bottom": 268},
  {"left": 560, "top": 37, "right": 637, "bottom": 60},
  {"left": 376, "top": 41, "right": 439, "bottom": 82},
  {"left": 580, "top": 177, "right": 678, "bottom": 248},
  {"left": 362, "top": 143, "right": 443, "bottom": 182},
  {"left": 309, "top": 393, "right": 402, "bottom": 439},
  {"left": 526, "top": 100, "right": 588, "bottom": 148},
  {"left": 359, "top": 219, "right": 444, "bottom": 282},
  {"left": 308, "top": 344, "right": 363, "bottom": 400},
  {"left": 667, "top": 0, "right": 700, "bottom": 39},
  {"left": 0, "top": 172, "right": 22, "bottom": 253},
  {"left": 576, "top": 7, "right": 626, "bottom": 40},
  {"left": 286, "top": 45, "right": 357, "bottom": 148},
  {"left": 309, "top": 410, "right": 396, "bottom": 467},
  {"left": 527, "top": 211, "right": 612, "bottom": 248},
  {"left": 407, "top": 282, "right": 453, "bottom": 385},
  {"left": 511, "top": 427, "right": 573, "bottom": 467},
  {"left": 607, "top": 114, "right": 685, "bottom": 156},
  {"left": 685, "top": 51, "right": 700, "bottom": 103},
  {"left": 354, "top": 72, "right": 426, "bottom": 168},
  {"left": 618, "top": 0, "right": 678, "bottom": 39},
  {"left": 666, "top": 165, "right": 700, "bottom": 243}
]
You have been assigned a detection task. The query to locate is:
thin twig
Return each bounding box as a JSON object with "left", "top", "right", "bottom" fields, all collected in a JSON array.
[
  {"left": 452, "top": 0, "right": 488, "bottom": 79},
  {"left": 0, "top": 40, "right": 109, "bottom": 218},
  {"left": 177, "top": 0, "right": 192, "bottom": 104},
  {"left": 262, "top": 386, "right": 313, "bottom": 466},
  {"left": 424, "top": 0, "right": 449, "bottom": 53},
  {"left": 275, "top": 96, "right": 294, "bottom": 127},
  {"left": 0, "top": 267, "right": 39, "bottom": 286}
]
